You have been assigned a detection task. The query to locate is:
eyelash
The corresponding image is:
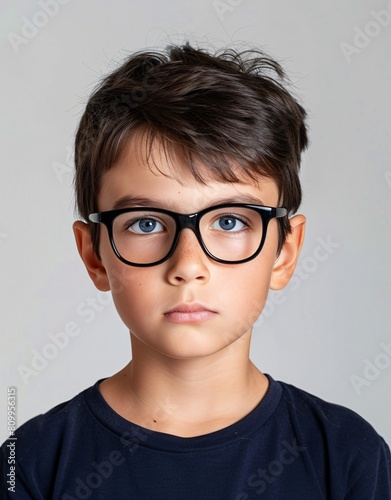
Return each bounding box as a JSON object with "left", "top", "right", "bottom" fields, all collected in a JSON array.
[
  {"left": 123, "top": 217, "right": 165, "bottom": 231},
  {"left": 213, "top": 214, "right": 250, "bottom": 227},
  {"left": 126, "top": 215, "right": 252, "bottom": 230}
]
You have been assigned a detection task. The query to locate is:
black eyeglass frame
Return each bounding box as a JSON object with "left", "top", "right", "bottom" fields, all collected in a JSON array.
[{"left": 89, "top": 203, "right": 287, "bottom": 267}]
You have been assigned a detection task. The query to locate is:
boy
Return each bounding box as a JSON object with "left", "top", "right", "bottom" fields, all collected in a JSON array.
[{"left": 1, "top": 42, "right": 390, "bottom": 499}]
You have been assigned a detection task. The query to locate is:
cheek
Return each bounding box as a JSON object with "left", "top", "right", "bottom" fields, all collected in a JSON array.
[
  {"left": 221, "top": 261, "right": 273, "bottom": 335},
  {"left": 107, "top": 269, "right": 140, "bottom": 328},
  {"left": 105, "top": 262, "right": 166, "bottom": 332},
  {"left": 111, "top": 268, "right": 144, "bottom": 314},
  {"left": 98, "top": 235, "right": 145, "bottom": 327},
  {"left": 99, "top": 233, "right": 143, "bottom": 302}
]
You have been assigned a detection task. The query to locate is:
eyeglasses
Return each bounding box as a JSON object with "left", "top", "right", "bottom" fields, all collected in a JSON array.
[{"left": 89, "top": 204, "right": 287, "bottom": 267}]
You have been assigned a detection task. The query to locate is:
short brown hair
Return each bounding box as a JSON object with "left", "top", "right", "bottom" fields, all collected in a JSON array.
[{"left": 74, "top": 42, "right": 308, "bottom": 256}]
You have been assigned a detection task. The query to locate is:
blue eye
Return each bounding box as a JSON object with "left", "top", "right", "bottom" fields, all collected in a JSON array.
[
  {"left": 129, "top": 218, "right": 164, "bottom": 234},
  {"left": 211, "top": 216, "right": 246, "bottom": 232}
]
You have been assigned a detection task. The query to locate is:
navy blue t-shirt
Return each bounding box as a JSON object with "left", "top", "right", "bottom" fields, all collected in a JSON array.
[{"left": 1, "top": 374, "right": 390, "bottom": 499}]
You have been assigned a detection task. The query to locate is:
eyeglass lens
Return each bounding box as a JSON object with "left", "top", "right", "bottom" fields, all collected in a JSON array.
[{"left": 111, "top": 207, "right": 264, "bottom": 264}]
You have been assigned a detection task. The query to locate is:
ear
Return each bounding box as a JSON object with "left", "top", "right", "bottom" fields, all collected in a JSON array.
[
  {"left": 270, "top": 215, "right": 306, "bottom": 290},
  {"left": 72, "top": 221, "right": 110, "bottom": 292}
]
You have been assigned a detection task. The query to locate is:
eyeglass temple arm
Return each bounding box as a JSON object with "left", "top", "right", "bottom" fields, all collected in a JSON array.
[
  {"left": 275, "top": 208, "right": 288, "bottom": 218},
  {"left": 89, "top": 213, "right": 101, "bottom": 223}
]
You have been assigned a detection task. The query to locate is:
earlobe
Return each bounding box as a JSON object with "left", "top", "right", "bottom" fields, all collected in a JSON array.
[
  {"left": 72, "top": 221, "right": 111, "bottom": 292},
  {"left": 270, "top": 215, "right": 306, "bottom": 290}
]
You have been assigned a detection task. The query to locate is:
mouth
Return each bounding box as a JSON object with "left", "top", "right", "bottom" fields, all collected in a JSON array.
[{"left": 164, "top": 302, "right": 217, "bottom": 324}]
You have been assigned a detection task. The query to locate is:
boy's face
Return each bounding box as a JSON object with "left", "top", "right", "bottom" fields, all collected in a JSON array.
[{"left": 74, "top": 137, "right": 305, "bottom": 361}]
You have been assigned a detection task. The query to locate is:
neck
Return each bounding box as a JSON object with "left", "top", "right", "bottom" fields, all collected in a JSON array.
[{"left": 99, "top": 330, "right": 269, "bottom": 437}]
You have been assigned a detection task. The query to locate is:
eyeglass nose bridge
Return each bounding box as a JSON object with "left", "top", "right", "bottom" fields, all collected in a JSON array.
[
  {"left": 170, "top": 213, "right": 206, "bottom": 255},
  {"left": 176, "top": 213, "right": 198, "bottom": 231}
]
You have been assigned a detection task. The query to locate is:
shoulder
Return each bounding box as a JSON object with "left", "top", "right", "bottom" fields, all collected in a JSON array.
[
  {"left": 1, "top": 384, "right": 94, "bottom": 463},
  {"left": 277, "top": 379, "right": 383, "bottom": 441},
  {"left": 1, "top": 384, "right": 103, "bottom": 498},
  {"left": 273, "top": 378, "right": 391, "bottom": 494}
]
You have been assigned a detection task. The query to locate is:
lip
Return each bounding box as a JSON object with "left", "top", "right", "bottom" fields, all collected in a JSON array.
[{"left": 164, "top": 302, "right": 217, "bottom": 324}]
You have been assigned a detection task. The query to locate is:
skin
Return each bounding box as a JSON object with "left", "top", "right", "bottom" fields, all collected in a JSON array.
[{"left": 73, "top": 137, "right": 306, "bottom": 437}]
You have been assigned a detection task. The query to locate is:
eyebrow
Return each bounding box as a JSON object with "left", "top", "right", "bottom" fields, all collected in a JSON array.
[
  {"left": 111, "top": 194, "right": 266, "bottom": 211},
  {"left": 112, "top": 195, "right": 168, "bottom": 210}
]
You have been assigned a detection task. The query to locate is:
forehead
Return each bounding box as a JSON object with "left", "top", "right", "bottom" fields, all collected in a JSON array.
[{"left": 98, "top": 136, "right": 280, "bottom": 212}]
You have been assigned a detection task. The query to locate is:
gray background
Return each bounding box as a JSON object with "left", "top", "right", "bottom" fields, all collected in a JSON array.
[{"left": 1, "top": 0, "right": 391, "bottom": 445}]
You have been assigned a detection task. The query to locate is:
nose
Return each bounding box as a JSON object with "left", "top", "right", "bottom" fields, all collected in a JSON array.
[{"left": 165, "top": 228, "right": 210, "bottom": 285}]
